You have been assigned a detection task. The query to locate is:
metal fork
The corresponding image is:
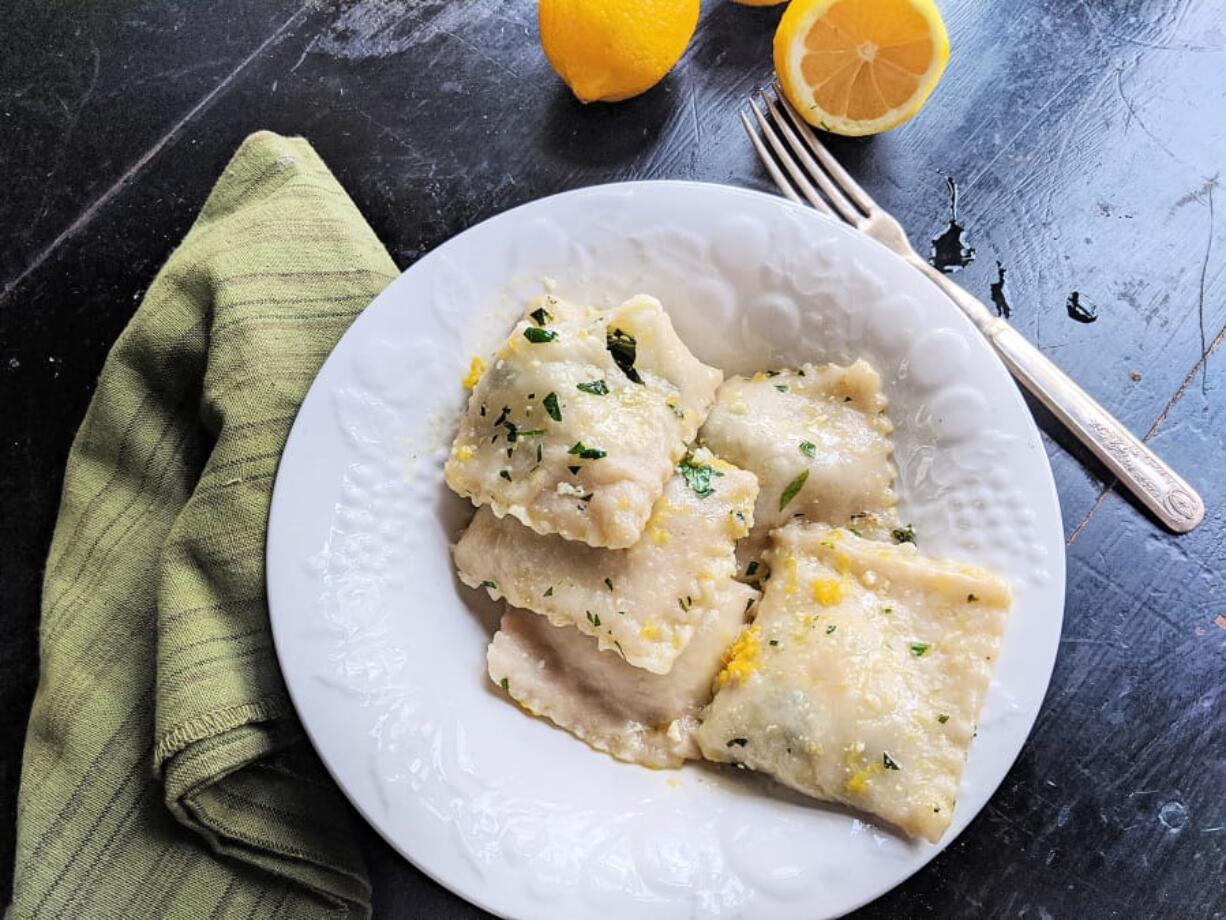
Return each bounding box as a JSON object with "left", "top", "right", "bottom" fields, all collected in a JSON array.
[{"left": 740, "top": 87, "right": 1204, "bottom": 534}]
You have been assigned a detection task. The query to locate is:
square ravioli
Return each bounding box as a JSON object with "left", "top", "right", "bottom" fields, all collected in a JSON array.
[
  {"left": 445, "top": 294, "right": 723, "bottom": 549},
  {"left": 487, "top": 580, "right": 758, "bottom": 768},
  {"left": 698, "top": 360, "right": 898, "bottom": 571},
  {"left": 695, "top": 524, "right": 1012, "bottom": 843},
  {"left": 454, "top": 448, "right": 758, "bottom": 674}
]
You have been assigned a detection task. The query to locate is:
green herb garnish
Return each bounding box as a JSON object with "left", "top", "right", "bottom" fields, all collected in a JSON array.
[
  {"left": 568, "top": 465, "right": 581, "bottom": 475},
  {"left": 826, "top": 624, "right": 837, "bottom": 634},
  {"left": 481, "top": 580, "right": 498, "bottom": 590},
  {"left": 523, "top": 327, "right": 557, "bottom": 344},
  {"left": 799, "top": 440, "right": 816, "bottom": 458},
  {"left": 937, "top": 714, "right": 950, "bottom": 724},
  {"left": 606, "top": 327, "right": 642, "bottom": 383},
  {"left": 500, "top": 677, "right": 509, "bottom": 690},
  {"left": 586, "top": 610, "right": 601, "bottom": 627},
  {"left": 774, "top": 384, "right": 788, "bottom": 392},
  {"left": 910, "top": 642, "right": 930, "bottom": 657},
  {"left": 543, "top": 391, "right": 562, "bottom": 421},
  {"left": 529, "top": 306, "right": 552, "bottom": 326},
  {"left": 498, "top": 469, "right": 511, "bottom": 481},
  {"left": 677, "top": 452, "right": 723, "bottom": 498},
  {"left": 544, "top": 586, "right": 554, "bottom": 597},
  {"left": 568, "top": 441, "right": 607, "bottom": 460},
  {"left": 745, "top": 561, "right": 760, "bottom": 577},
  {"left": 779, "top": 469, "right": 810, "bottom": 510},
  {"left": 604, "top": 577, "right": 614, "bottom": 591},
  {"left": 769, "top": 639, "right": 779, "bottom": 646},
  {"left": 577, "top": 380, "right": 609, "bottom": 396},
  {"left": 967, "top": 593, "right": 979, "bottom": 603},
  {"left": 883, "top": 752, "right": 900, "bottom": 770},
  {"left": 892, "top": 524, "right": 917, "bottom": 544}
]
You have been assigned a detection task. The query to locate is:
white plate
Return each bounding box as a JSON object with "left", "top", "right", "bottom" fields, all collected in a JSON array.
[{"left": 267, "top": 181, "right": 1065, "bottom": 920}]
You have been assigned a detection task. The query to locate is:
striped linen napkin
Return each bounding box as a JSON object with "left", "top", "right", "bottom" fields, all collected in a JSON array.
[{"left": 9, "top": 132, "right": 398, "bottom": 919}]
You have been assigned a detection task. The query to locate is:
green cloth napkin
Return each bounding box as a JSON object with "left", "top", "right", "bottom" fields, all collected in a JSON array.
[{"left": 9, "top": 132, "right": 399, "bottom": 919}]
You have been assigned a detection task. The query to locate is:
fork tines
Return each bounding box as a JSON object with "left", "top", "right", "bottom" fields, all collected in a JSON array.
[{"left": 740, "top": 86, "right": 876, "bottom": 228}]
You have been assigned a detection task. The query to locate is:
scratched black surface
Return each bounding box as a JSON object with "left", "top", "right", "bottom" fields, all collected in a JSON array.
[{"left": 2, "top": 1, "right": 1223, "bottom": 917}]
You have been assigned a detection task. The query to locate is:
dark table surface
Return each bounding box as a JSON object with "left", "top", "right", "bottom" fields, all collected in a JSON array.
[{"left": 2, "top": 1, "right": 1224, "bottom": 917}]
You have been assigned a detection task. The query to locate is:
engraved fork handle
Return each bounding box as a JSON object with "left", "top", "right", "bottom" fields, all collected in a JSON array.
[{"left": 908, "top": 256, "right": 1205, "bottom": 534}]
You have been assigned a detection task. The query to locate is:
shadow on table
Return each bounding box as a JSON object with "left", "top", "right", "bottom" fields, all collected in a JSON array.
[{"left": 538, "top": 77, "right": 683, "bottom": 170}]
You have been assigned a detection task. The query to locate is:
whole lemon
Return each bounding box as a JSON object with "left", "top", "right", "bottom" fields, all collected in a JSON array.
[{"left": 539, "top": 0, "right": 700, "bottom": 103}]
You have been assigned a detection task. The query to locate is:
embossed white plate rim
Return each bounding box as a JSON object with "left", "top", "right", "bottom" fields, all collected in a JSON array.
[{"left": 268, "top": 180, "right": 1066, "bottom": 920}]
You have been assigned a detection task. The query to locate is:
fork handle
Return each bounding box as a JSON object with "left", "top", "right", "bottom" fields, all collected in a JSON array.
[{"left": 910, "top": 259, "right": 1205, "bottom": 533}]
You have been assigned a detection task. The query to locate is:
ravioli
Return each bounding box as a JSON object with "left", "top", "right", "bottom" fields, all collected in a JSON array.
[
  {"left": 698, "top": 360, "right": 898, "bottom": 575},
  {"left": 695, "top": 524, "right": 1012, "bottom": 843},
  {"left": 454, "top": 448, "right": 758, "bottom": 674},
  {"left": 445, "top": 294, "right": 723, "bottom": 549},
  {"left": 487, "top": 580, "right": 759, "bottom": 768}
]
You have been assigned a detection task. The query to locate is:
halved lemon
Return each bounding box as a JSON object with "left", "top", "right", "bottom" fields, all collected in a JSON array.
[{"left": 774, "top": 0, "right": 950, "bottom": 136}]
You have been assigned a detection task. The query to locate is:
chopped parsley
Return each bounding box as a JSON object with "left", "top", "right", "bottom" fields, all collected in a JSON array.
[
  {"left": 606, "top": 327, "right": 642, "bottom": 383},
  {"left": 577, "top": 379, "right": 609, "bottom": 396},
  {"left": 882, "top": 752, "right": 900, "bottom": 771},
  {"left": 910, "top": 642, "right": 930, "bottom": 657},
  {"left": 568, "top": 465, "right": 581, "bottom": 475},
  {"left": 779, "top": 469, "right": 810, "bottom": 510},
  {"left": 825, "top": 624, "right": 837, "bottom": 634},
  {"left": 882, "top": 606, "right": 894, "bottom": 615},
  {"left": 604, "top": 577, "right": 614, "bottom": 591},
  {"left": 744, "top": 597, "right": 756, "bottom": 614},
  {"left": 515, "top": 429, "right": 546, "bottom": 438},
  {"left": 543, "top": 391, "right": 562, "bottom": 421},
  {"left": 967, "top": 593, "right": 979, "bottom": 603},
  {"left": 677, "top": 452, "right": 723, "bottom": 498},
  {"left": 937, "top": 714, "right": 950, "bottom": 724},
  {"left": 500, "top": 677, "right": 509, "bottom": 691},
  {"left": 529, "top": 305, "right": 552, "bottom": 326},
  {"left": 544, "top": 586, "right": 554, "bottom": 597},
  {"left": 727, "top": 737, "right": 749, "bottom": 747},
  {"left": 892, "top": 524, "right": 917, "bottom": 544},
  {"left": 568, "top": 441, "right": 607, "bottom": 460},
  {"left": 586, "top": 610, "right": 601, "bottom": 627},
  {"left": 498, "top": 469, "right": 511, "bottom": 481},
  {"left": 799, "top": 440, "right": 816, "bottom": 458},
  {"left": 670, "top": 403, "right": 685, "bottom": 418},
  {"left": 481, "top": 580, "right": 498, "bottom": 590},
  {"left": 745, "top": 561, "right": 760, "bottom": 577},
  {"left": 536, "top": 443, "right": 543, "bottom": 463},
  {"left": 523, "top": 326, "right": 557, "bottom": 344},
  {"left": 774, "top": 384, "right": 789, "bottom": 392},
  {"left": 493, "top": 405, "right": 511, "bottom": 427},
  {"left": 769, "top": 639, "right": 779, "bottom": 646}
]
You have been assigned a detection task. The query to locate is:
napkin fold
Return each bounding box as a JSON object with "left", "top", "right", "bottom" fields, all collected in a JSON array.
[{"left": 10, "top": 132, "right": 398, "bottom": 919}]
